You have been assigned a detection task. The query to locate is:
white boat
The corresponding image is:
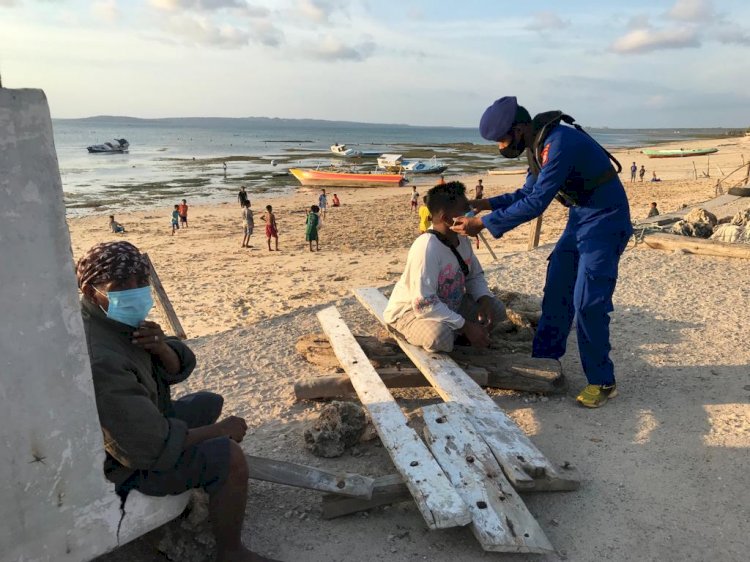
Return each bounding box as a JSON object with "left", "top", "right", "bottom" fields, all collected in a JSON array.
[
  {"left": 87, "top": 138, "right": 129, "bottom": 153},
  {"left": 377, "top": 154, "right": 448, "bottom": 175},
  {"left": 330, "top": 143, "right": 380, "bottom": 158}
]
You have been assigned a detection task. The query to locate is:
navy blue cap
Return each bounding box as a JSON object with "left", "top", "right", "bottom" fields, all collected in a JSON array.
[{"left": 479, "top": 96, "right": 518, "bottom": 141}]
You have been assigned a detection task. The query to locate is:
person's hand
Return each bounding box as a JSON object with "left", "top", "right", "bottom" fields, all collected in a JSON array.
[
  {"left": 469, "top": 199, "right": 491, "bottom": 212},
  {"left": 132, "top": 321, "right": 169, "bottom": 354},
  {"left": 217, "top": 416, "right": 248, "bottom": 442},
  {"left": 450, "top": 216, "right": 485, "bottom": 237},
  {"left": 477, "top": 296, "right": 500, "bottom": 331},
  {"left": 462, "top": 320, "right": 490, "bottom": 348}
]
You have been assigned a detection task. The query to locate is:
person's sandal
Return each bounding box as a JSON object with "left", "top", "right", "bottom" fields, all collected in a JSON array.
[{"left": 576, "top": 383, "right": 617, "bottom": 408}]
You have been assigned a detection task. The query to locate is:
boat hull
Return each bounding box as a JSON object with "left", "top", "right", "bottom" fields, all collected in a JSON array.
[
  {"left": 642, "top": 148, "right": 718, "bottom": 158},
  {"left": 290, "top": 168, "right": 404, "bottom": 188}
]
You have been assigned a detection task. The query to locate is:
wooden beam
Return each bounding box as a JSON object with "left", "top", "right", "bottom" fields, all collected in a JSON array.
[
  {"left": 642, "top": 232, "right": 750, "bottom": 260},
  {"left": 144, "top": 253, "right": 187, "bottom": 340},
  {"left": 245, "top": 454, "right": 374, "bottom": 499},
  {"left": 527, "top": 215, "right": 543, "bottom": 250},
  {"left": 316, "top": 306, "right": 471, "bottom": 530},
  {"left": 320, "top": 474, "right": 411, "bottom": 520},
  {"left": 294, "top": 367, "right": 488, "bottom": 401},
  {"left": 353, "top": 288, "right": 578, "bottom": 493},
  {"left": 423, "top": 402, "right": 553, "bottom": 554}
]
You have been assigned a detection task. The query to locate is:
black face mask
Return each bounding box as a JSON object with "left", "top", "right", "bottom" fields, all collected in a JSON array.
[{"left": 499, "top": 128, "right": 526, "bottom": 159}]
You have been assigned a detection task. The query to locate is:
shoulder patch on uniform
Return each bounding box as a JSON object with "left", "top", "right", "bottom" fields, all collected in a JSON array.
[{"left": 541, "top": 143, "right": 551, "bottom": 166}]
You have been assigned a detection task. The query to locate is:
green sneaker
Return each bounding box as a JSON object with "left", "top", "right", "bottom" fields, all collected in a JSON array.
[{"left": 576, "top": 383, "right": 618, "bottom": 408}]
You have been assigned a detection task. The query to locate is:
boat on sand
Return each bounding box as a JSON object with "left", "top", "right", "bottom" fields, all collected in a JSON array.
[
  {"left": 642, "top": 148, "right": 718, "bottom": 158},
  {"left": 290, "top": 168, "right": 405, "bottom": 188}
]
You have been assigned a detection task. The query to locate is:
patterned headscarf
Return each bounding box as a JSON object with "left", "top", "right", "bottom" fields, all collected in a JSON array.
[{"left": 76, "top": 241, "right": 150, "bottom": 289}]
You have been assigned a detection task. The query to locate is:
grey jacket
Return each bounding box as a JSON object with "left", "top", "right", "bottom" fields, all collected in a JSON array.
[{"left": 81, "top": 299, "right": 196, "bottom": 486}]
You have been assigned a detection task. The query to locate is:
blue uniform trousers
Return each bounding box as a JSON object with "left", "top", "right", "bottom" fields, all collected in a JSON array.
[{"left": 532, "top": 231, "right": 628, "bottom": 385}]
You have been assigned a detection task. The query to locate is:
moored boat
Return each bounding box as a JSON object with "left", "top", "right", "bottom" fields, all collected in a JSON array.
[
  {"left": 330, "top": 143, "right": 381, "bottom": 158},
  {"left": 377, "top": 154, "right": 447, "bottom": 174},
  {"left": 642, "top": 148, "right": 718, "bottom": 158},
  {"left": 488, "top": 168, "right": 527, "bottom": 176},
  {"left": 290, "top": 168, "right": 405, "bottom": 187},
  {"left": 87, "top": 138, "right": 129, "bottom": 153}
]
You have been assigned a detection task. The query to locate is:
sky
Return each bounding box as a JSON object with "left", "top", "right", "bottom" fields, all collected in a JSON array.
[{"left": 1, "top": 0, "right": 749, "bottom": 127}]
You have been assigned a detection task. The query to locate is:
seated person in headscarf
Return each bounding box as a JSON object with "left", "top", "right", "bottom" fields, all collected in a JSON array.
[
  {"left": 77, "top": 241, "right": 278, "bottom": 562},
  {"left": 384, "top": 182, "right": 506, "bottom": 353}
]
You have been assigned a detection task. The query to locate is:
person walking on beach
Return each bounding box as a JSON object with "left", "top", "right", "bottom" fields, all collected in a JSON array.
[
  {"left": 410, "top": 186, "right": 420, "bottom": 213},
  {"left": 639, "top": 165, "right": 646, "bottom": 182},
  {"left": 223, "top": 161, "right": 227, "bottom": 176},
  {"left": 648, "top": 202, "right": 659, "bottom": 218},
  {"left": 318, "top": 189, "right": 328, "bottom": 219},
  {"left": 241, "top": 201, "right": 254, "bottom": 248},
  {"left": 475, "top": 178, "right": 484, "bottom": 199},
  {"left": 238, "top": 186, "right": 249, "bottom": 207},
  {"left": 418, "top": 196, "right": 431, "bottom": 233},
  {"left": 171, "top": 205, "right": 180, "bottom": 236},
  {"left": 452, "top": 96, "right": 632, "bottom": 408},
  {"left": 263, "top": 205, "right": 279, "bottom": 251},
  {"left": 630, "top": 161, "right": 637, "bottom": 182},
  {"left": 178, "top": 199, "right": 189, "bottom": 228},
  {"left": 306, "top": 205, "right": 320, "bottom": 252}
]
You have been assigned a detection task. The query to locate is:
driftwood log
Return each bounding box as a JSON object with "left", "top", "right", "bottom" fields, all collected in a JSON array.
[
  {"left": 295, "top": 333, "right": 564, "bottom": 400},
  {"left": 642, "top": 232, "right": 750, "bottom": 259}
]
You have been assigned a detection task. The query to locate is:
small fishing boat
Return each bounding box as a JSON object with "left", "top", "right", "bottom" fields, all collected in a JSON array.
[
  {"left": 377, "top": 154, "right": 448, "bottom": 174},
  {"left": 642, "top": 148, "right": 718, "bottom": 158},
  {"left": 87, "top": 138, "right": 129, "bottom": 153},
  {"left": 290, "top": 168, "right": 405, "bottom": 187},
  {"left": 488, "top": 168, "right": 527, "bottom": 176},
  {"left": 330, "top": 143, "right": 380, "bottom": 158}
]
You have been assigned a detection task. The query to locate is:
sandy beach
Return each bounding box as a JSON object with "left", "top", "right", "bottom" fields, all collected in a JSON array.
[{"left": 80, "top": 135, "right": 750, "bottom": 562}]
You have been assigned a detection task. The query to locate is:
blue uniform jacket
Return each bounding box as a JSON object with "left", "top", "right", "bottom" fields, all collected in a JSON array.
[{"left": 482, "top": 124, "right": 632, "bottom": 241}]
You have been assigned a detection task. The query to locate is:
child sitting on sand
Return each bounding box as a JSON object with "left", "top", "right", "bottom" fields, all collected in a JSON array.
[
  {"left": 171, "top": 205, "right": 180, "bottom": 235},
  {"left": 109, "top": 215, "right": 125, "bottom": 234},
  {"left": 241, "top": 200, "right": 254, "bottom": 248},
  {"left": 306, "top": 205, "right": 320, "bottom": 252},
  {"left": 332, "top": 194, "right": 341, "bottom": 207},
  {"left": 263, "top": 205, "right": 279, "bottom": 251},
  {"left": 384, "top": 181, "right": 506, "bottom": 353}
]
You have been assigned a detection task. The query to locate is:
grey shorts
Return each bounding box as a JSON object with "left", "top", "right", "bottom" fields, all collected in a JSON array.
[{"left": 118, "top": 392, "right": 231, "bottom": 497}]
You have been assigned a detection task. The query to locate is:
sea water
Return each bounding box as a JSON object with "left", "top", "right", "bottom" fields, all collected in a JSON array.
[{"left": 53, "top": 116, "right": 734, "bottom": 216}]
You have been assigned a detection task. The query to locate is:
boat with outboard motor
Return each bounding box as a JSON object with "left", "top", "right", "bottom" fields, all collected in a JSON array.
[
  {"left": 290, "top": 167, "right": 405, "bottom": 187},
  {"left": 87, "top": 138, "right": 129, "bottom": 153},
  {"left": 377, "top": 154, "right": 448, "bottom": 174}
]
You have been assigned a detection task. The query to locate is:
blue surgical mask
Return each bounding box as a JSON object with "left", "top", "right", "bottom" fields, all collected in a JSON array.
[{"left": 98, "top": 286, "right": 154, "bottom": 327}]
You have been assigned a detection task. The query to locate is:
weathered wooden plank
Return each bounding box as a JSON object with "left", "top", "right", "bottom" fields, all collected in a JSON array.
[
  {"left": 642, "top": 232, "right": 750, "bottom": 260},
  {"left": 321, "top": 474, "right": 412, "bottom": 520},
  {"left": 527, "top": 214, "right": 543, "bottom": 250},
  {"left": 423, "top": 402, "right": 553, "bottom": 554},
  {"left": 353, "top": 287, "right": 578, "bottom": 492},
  {"left": 144, "top": 253, "right": 187, "bottom": 340},
  {"left": 245, "top": 455, "right": 374, "bottom": 499},
  {"left": 316, "top": 306, "right": 471, "bottom": 529}
]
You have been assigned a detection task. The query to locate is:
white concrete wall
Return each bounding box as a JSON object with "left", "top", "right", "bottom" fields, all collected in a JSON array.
[{"left": 0, "top": 89, "right": 189, "bottom": 562}]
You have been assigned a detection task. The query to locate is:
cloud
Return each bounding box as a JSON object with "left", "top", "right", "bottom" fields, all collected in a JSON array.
[
  {"left": 297, "top": 0, "right": 347, "bottom": 24},
  {"left": 666, "top": 0, "right": 716, "bottom": 23},
  {"left": 92, "top": 0, "right": 120, "bottom": 23},
  {"left": 611, "top": 26, "right": 700, "bottom": 54},
  {"left": 713, "top": 23, "right": 750, "bottom": 46},
  {"left": 252, "top": 19, "right": 284, "bottom": 47},
  {"left": 0, "top": 0, "right": 18, "bottom": 6},
  {"left": 526, "top": 11, "right": 571, "bottom": 31},
  {"left": 150, "top": 0, "right": 268, "bottom": 16},
  {"left": 164, "top": 14, "right": 251, "bottom": 47},
  {"left": 306, "top": 35, "right": 374, "bottom": 61}
]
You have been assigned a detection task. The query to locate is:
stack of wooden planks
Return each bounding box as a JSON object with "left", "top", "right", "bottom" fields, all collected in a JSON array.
[{"left": 312, "top": 288, "right": 582, "bottom": 554}]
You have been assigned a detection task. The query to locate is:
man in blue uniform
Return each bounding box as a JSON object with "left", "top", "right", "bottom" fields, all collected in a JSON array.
[{"left": 451, "top": 96, "right": 632, "bottom": 408}]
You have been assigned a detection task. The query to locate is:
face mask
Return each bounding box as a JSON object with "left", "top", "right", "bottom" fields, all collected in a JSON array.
[
  {"left": 98, "top": 286, "right": 154, "bottom": 327},
  {"left": 499, "top": 128, "right": 526, "bottom": 159}
]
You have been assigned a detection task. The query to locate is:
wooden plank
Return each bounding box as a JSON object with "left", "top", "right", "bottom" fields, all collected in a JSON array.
[
  {"left": 316, "top": 306, "right": 471, "bottom": 529},
  {"left": 321, "top": 474, "right": 412, "bottom": 519},
  {"left": 527, "top": 215, "right": 543, "bottom": 250},
  {"left": 245, "top": 454, "right": 374, "bottom": 499},
  {"left": 144, "top": 253, "right": 187, "bottom": 340},
  {"left": 642, "top": 232, "right": 750, "bottom": 260},
  {"left": 353, "top": 288, "right": 578, "bottom": 492},
  {"left": 423, "top": 402, "right": 553, "bottom": 554}
]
